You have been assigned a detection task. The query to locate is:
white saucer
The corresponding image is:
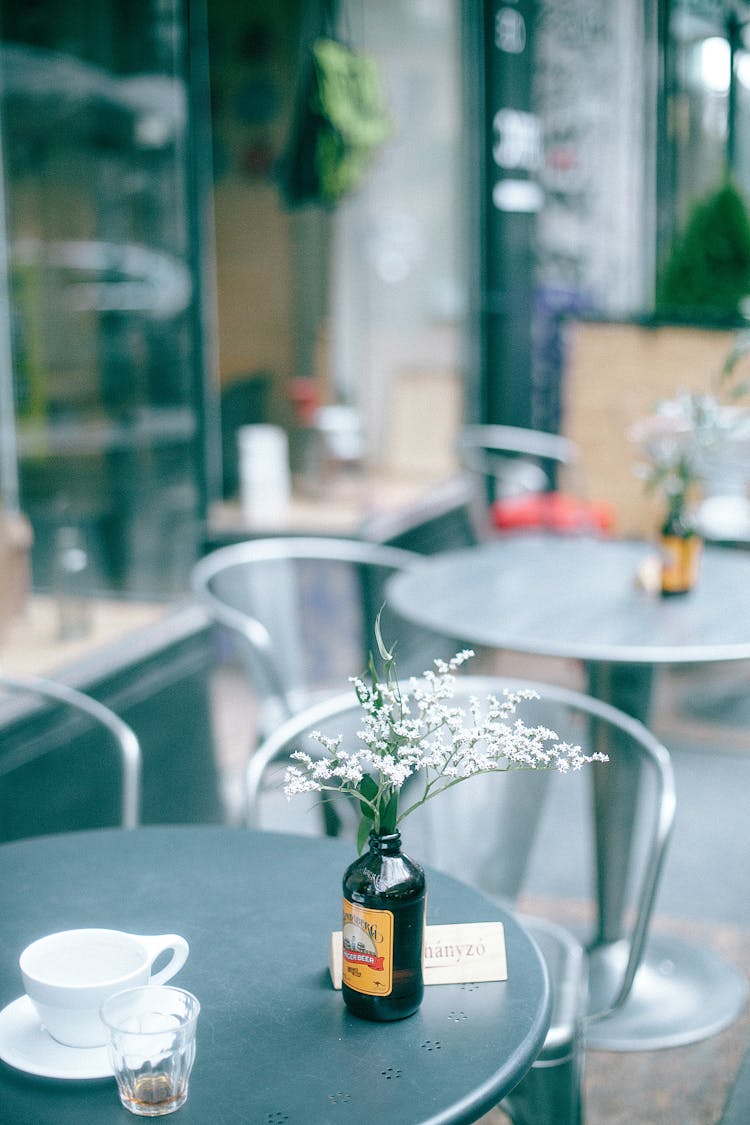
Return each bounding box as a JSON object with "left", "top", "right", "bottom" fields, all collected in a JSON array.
[{"left": 0, "top": 996, "right": 112, "bottom": 1080}]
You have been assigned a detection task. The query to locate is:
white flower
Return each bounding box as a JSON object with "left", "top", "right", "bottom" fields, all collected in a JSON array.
[{"left": 284, "top": 638, "right": 607, "bottom": 844}]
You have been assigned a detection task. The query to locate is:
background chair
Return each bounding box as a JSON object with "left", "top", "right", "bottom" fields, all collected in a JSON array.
[
  {"left": 247, "top": 674, "right": 675, "bottom": 1125},
  {"left": 457, "top": 423, "right": 614, "bottom": 536},
  {"left": 191, "top": 536, "right": 443, "bottom": 760},
  {"left": 0, "top": 672, "right": 141, "bottom": 840}
]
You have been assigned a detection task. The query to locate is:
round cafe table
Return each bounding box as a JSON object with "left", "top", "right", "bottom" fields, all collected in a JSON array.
[
  {"left": 387, "top": 533, "right": 750, "bottom": 1050},
  {"left": 0, "top": 826, "right": 550, "bottom": 1125}
]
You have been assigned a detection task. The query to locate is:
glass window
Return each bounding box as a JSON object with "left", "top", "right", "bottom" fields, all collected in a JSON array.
[{"left": 0, "top": 0, "right": 212, "bottom": 597}]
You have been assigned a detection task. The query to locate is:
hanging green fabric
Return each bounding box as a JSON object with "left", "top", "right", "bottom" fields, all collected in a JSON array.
[
  {"left": 309, "top": 37, "right": 391, "bottom": 204},
  {"left": 279, "top": 31, "right": 391, "bottom": 208}
]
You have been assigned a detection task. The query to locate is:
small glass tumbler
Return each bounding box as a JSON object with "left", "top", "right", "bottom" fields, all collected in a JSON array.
[{"left": 100, "top": 985, "right": 200, "bottom": 1117}]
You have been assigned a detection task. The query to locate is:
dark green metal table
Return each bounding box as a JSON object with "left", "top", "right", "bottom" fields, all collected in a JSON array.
[{"left": 0, "top": 826, "right": 550, "bottom": 1124}]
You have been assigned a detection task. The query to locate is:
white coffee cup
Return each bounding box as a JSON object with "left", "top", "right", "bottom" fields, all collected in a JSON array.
[{"left": 20, "top": 928, "right": 190, "bottom": 1048}]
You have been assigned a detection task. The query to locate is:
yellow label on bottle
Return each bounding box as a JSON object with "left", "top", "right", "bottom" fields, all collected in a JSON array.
[
  {"left": 342, "top": 899, "right": 393, "bottom": 996},
  {"left": 660, "top": 535, "right": 702, "bottom": 593}
]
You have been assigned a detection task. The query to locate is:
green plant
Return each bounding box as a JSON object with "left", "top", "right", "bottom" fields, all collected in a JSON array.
[
  {"left": 629, "top": 330, "right": 750, "bottom": 521},
  {"left": 629, "top": 392, "right": 717, "bottom": 523},
  {"left": 655, "top": 181, "right": 750, "bottom": 323}
]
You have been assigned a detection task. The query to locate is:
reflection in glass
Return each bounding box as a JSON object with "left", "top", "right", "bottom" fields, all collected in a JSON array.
[{"left": 0, "top": 3, "right": 212, "bottom": 596}]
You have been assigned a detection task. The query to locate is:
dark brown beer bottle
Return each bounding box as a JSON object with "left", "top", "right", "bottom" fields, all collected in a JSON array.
[{"left": 342, "top": 830, "right": 425, "bottom": 1021}]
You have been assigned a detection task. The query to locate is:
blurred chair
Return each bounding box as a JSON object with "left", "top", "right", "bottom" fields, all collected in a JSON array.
[
  {"left": 0, "top": 672, "right": 141, "bottom": 839},
  {"left": 191, "top": 536, "right": 440, "bottom": 751},
  {"left": 358, "top": 475, "right": 481, "bottom": 554},
  {"left": 247, "top": 674, "right": 675, "bottom": 1125},
  {"left": 457, "top": 424, "right": 614, "bottom": 536}
]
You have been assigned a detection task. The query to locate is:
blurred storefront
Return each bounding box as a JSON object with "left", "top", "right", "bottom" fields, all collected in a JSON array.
[
  {"left": 0, "top": 0, "right": 217, "bottom": 597},
  {"left": 0, "top": 0, "right": 748, "bottom": 600}
]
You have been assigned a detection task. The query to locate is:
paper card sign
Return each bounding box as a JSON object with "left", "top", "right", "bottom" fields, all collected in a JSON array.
[{"left": 329, "top": 921, "right": 507, "bottom": 990}]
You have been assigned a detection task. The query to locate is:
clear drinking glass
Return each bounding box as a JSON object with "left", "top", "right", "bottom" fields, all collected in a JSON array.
[{"left": 100, "top": 985, "right": 200, "bottom": 1117}]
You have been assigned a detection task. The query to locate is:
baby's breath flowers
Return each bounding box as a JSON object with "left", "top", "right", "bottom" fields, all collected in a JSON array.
[{"left": 284, "top": 614, "right": 608, "bottom": 852}]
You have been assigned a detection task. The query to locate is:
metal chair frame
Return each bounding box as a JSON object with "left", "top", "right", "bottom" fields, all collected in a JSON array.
[
  {"left": 457, "top": 424, "right": 579, "bottom": 494},
  {"left": 0, "top": 672, "right": 142, "bottom": 830},
  {"left": 192, "top": 535, "right": 427, "bottom": 727}
]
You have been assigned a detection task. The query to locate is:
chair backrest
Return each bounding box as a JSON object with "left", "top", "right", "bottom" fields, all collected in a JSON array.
[
  {"left": 458, "top": 424, "right": 580, "bottom": 500},
  {"left": 0, "top": 672, "right": 142, "bottom": 840},
  {"left": 191, "top": 536, "right": 438, "bottom": 736},
  {"left": 247, "top": 673, "right": 675, "bottom": 1021}
]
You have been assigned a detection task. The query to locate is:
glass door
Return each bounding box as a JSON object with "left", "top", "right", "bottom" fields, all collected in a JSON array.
[{"left": 0, "top": 0, "right": 217, "bottom": 597}]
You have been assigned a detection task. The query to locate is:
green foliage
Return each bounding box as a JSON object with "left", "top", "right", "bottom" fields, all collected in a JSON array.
[
  {"left": 279, "top": 36, "right": 391, "bottom": 209},
  {"left": 655, "top": 181, "right": 750, "bottom": 323},
  {"left": 311, "top": 38, "right": 391, "bottom": 205}
]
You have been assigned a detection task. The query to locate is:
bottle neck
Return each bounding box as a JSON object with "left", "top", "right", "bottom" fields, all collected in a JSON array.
[
  {"left": 662, "top": 500, "right": 693, "bottom": 537},
  {"left": 369, "top": 830, "right": 401, "bottom": 855}
]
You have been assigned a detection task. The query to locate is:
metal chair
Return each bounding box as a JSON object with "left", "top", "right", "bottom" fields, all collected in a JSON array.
[
  {"left": 457, "top": 424, "right": 613, "bottom": 536},
  {"left": 0, "top": 672, "right": 141, "bottom": 838},
  {"left": 458, "top": 423, "right": 579, "bottom": 495},
  {"left": 247, "top": 674, "right": 675, "bottom": 1125},
  {"left": 191, "top": 535, "right": 438, "bottom": 752}
]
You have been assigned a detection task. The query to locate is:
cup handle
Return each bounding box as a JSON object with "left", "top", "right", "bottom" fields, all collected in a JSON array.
[{"left": 134, "top": 933, "right": 190, "bottom": 985}]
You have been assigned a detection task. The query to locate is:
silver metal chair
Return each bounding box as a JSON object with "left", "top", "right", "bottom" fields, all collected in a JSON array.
[
  {"left": 456, "top": 424, "right": 614, "bottom": 537},
  {"left": 192, "top": 537, "right": 433, "bottom": 732},
  {"left": 191, "top": 537, "right": 444, "bottom": 824},
  {"left": 458, "top": 424, "right": 579, "bottom": 498},
  {"left": 247, "top": 674, "right": 675, "bottom": 1125},
  {"left": 0, "top": 672, "right": 141, "bottom": 836}
]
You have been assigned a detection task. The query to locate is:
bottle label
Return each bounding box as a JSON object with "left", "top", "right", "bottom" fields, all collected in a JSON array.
[
  {"left": 660, "top": 535, "right": 701, "bottom": 593},
  {"left": 342, "top": 898, "right": 393, "bottom": 996}
]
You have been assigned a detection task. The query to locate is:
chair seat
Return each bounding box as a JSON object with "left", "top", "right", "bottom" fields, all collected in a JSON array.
[{"left": 492, "top": 491, "right": 615, "bottom": 534}]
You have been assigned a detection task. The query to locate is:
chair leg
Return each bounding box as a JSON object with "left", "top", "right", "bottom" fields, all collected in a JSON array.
[{"left": 501, "top": 1042, "right": 585, "bottom": 1125}]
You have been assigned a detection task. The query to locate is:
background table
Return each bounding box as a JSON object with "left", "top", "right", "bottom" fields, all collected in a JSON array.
[
  {"left": 387, "top": 533, "right": 750, "bottom": 1050},
  {"left": 0, "top": 826, "right": 550, "bottom": 1124}
]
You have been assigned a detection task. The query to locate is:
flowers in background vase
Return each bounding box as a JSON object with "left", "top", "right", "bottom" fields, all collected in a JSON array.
[
  {"left": 628, "top": 392, "right": 719, "bottom": 524},
  {"left": 629, "top": 332, "right": 750, "bottom": 525},
  {"left": 284, "top": 614, "right": 608, "bottom": 852}
]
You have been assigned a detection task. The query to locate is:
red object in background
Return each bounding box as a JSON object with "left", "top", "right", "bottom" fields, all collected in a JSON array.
[
  {"left": 289, "top": 378, "right": 320, "bottom": 426},
  {"left": 492, "top": 492, "right": 615, "bottom": 535}
]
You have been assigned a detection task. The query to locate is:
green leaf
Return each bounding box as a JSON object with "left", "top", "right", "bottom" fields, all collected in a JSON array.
[
  {"left": 356, "top": 815, "right": 371, "bottom": 854},
  {"left": 380, "top": 788, "right": 399, "bottom": 834},
  {"left": 358, "top": 774, "right": 378, "bottom": 817},
  {"left": 366, "top": 652, "right": 381, "bottom": 699},
  {"left": 729, "top": 376, "right": 750, "bottom": 400},
  {"left": 374, "top": 607, "right": 394, "bottom": 662}
]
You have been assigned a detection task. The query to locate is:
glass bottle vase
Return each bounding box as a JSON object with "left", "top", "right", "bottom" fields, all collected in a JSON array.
[
  {"left": 660, "top": 505, "right": 702, "bottom": 596},
  {"left": 341, "top": 830, "right": 425, "bottom": 1021}
]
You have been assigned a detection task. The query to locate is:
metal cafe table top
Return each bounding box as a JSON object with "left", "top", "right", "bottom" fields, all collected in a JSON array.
[
  {"left": 0, "top": 826, "right": 550, "bottom": 1125},
  {"left": 386, "top": 532, "right": 750, "bottom": 668},
  {"left": 387, "top": 533, "right": 750, "bottom": 1051}
]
